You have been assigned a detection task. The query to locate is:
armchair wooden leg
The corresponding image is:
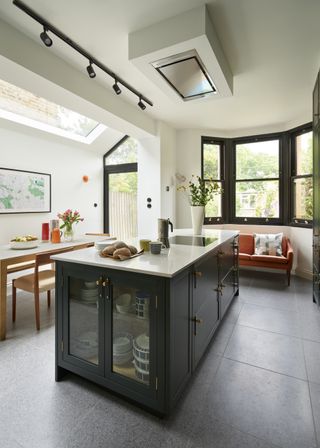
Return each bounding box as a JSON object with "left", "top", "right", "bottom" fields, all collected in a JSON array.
[
  {"left": 287, "top": 270, "right": 291, "bottom": 286},
  {"left": 12, "top": 282, "right": 16, "bottom": 322},
  {"left": 34, "top": 291, "right": 40, "bottom": 331},
  {"left": 47, "top": 290, "right": 51, "bottom": 308}
]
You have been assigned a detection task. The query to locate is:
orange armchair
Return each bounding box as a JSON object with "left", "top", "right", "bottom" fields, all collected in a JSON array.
[{"left": 239, "top": 234, "right": 294, "bottom": 285}]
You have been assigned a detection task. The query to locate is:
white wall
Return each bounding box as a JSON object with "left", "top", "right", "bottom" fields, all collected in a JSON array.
[
  {"left": 159, "top": 122, "right": 176, "bottom": 225},
  {"left": 0, "top": 121, "right": 103, "bottom": 244},
  {"left": 176, "top": 128, "right": 313, "bottom": 279},
  {"left": 137, "top": 136, "right": 161, "bottom": 239}
]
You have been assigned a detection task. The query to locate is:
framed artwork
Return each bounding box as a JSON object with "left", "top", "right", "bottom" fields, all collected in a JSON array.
[{"left": 0, "top": 167, "right": 51, "bottom": 214}]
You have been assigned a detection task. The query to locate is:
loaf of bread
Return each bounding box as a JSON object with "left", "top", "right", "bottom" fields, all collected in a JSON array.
[
  {"left": 101, "top": 244, "right": 116, "bottom": 256},
  {"left": 113, "top": 247, "right": 132, "bottom": 259},
  {"left": 128, "top": 245, "right": 138, "bottom": 255},
  {"left": 113, "top": 241, "right": 128, "bottom": 249}
]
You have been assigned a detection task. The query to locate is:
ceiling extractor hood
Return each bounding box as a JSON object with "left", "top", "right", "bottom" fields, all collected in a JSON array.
[
  {"left": 129, "top": 6, "right": 233, "bottom": 102},
  {"left": 151, "top": 49, "right": 216, "bottom": 101}
]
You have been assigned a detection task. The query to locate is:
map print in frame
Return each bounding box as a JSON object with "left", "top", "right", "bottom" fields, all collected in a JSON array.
[{"left": 0, "top": 167, "right": 51, "bottom": 213}]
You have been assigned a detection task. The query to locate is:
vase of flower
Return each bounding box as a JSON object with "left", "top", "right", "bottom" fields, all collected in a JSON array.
[
  {"left": 57, "top": 209, "right": 84, "bottom": 242},
  {"left": 191, "top": 205, "right": 205, "bottom": 235},
  {"left": 63, "top": 224, "right": 74, "bottom": 242},
  {"left": 177, "top": 175, "right": 221, "bottom": 235}
]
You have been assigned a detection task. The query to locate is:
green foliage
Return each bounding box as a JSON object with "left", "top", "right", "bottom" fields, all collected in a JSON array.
[
  {"left": 106, "top": 138, "right": 138, "bottom": 165},
  {"left": 203, "top": 144, "right": 219, "bottom": 179},
  {"left": 109, "top": 172, "right": 137, "bottom": 194},
  {"left": 178, "top": 175, "right": 221, "bottom": 206}
]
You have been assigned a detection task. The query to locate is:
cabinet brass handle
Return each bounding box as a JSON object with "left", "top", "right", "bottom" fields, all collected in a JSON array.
[
  {"left": 194, "top": 271, "right": 203, "bottom": 277},
  {"left": 192, "top": 317, "right": 203, "bottom": 324},
  {"left": 96, "top": 280, "right": 100, "bottom": 286},
  {"left": 102, "top": 281, "right": 106, "bottom": 287}
]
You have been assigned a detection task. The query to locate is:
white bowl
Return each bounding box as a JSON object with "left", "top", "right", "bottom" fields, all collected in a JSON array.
[
  {"left": 94, "top": 240, "right": 116, "bottom": 251},
  {"left": 84, "top": 281, "right": 97, "bottom": 289},
  {"left": 10, "top": 240, "right": 39, "bottom": 250},
  {"left": 116, "top": 293, "right": 131, "bottom": 306}
]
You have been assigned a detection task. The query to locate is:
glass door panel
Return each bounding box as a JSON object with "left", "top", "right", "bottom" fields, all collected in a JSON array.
[
  {"left": 112, "top": 284, "right": 151, "bottom": 386},
  {"left": 68, "top": 276, "right": 100, "bottom": 365},
  {"left": 108, "top": 172, "right": 137, "bottom": 240}
]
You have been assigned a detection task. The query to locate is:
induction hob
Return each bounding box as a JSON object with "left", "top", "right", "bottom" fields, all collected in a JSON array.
[{"left": 169, "top": 235, "right": 217, "bottom": 247}]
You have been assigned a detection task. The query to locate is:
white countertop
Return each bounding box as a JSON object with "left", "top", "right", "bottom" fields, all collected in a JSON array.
[{"left": 51, "top": 229, "right": 238, "bottom": 278}]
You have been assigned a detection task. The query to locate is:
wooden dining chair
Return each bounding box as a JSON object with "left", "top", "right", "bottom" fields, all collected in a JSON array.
[{"left": 12, "top": 248, "right": 71, "bottom": 331}]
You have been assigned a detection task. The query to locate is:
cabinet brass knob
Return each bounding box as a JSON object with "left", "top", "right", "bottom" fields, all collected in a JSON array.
[
  {"left": 96, "top": 280, "right": 100, "bottom": 286},
  {"left": 192, "top": 317, "right": 203, "bottom": 324},
  {"left": 194, "top": 271, "right": 203, "bottom": 277},
  {"left": 102, "top": 281, "right": 106, "bottom": 287}
]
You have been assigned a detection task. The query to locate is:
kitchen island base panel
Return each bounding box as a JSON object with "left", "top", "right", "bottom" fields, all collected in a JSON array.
[{"left": 55, "top": 231, "right": 239, "bottom": 415}]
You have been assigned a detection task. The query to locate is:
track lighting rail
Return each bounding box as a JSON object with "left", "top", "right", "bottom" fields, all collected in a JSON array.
[{"left": 13, "top": 0, "right": 153, "bottom": 108}]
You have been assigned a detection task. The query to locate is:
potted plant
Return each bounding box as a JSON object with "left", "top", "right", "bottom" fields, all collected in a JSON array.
[{"left": 177, "top": 175, "right": 220, "bottom": 234}]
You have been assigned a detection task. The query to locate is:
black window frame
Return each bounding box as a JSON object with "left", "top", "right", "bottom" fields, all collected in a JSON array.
[
  {"left": 201, "top": 123, "right": 312, "bottom": 228},
  {"left": 201, "top": 136, "right": 226, "bottom": 224},
  {"left": 289, "top": 123, "right": 313, "bottom": 228},
  {"left": 231, "top": 132, "right": 283, "bottom": 225},
  {"left": 103, "top": 135, "right": 138, "bottom": 233}
]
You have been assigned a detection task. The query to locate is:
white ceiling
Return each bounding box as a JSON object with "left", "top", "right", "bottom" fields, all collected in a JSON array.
[{"left": 0, "top": 0, "right": 320, "bottom": 133}]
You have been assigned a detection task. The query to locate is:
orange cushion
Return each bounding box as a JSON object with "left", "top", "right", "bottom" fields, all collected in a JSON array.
[
  {"left": 239, "top": 234, "right": 254, "bottom": 255},
  {"left": 250, "top": 255, "right": 288, "bottom": 264},
  {"left": 239, "top": 253, "right": 251, "bottom": 261}
]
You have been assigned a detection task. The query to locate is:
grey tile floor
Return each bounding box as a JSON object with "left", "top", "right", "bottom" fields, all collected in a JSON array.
[{"left": 1, "top": 271, "right": 320, "bottom": 448}]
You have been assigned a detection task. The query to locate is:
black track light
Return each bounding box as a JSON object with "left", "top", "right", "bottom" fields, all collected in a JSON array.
[
  {"left": 86, "top": 62, "right": 96, "bottom": 78},
  {"left": 138, "top": 97, "right": 146, "bottom": 110},
  {"left": 40, "top": 27, "right": 52, "bottom": 47},
  {"left": 112, "top": 80, "right": 121, "bottom": 95},
  {"left": 13, "top": 0, "right": 153, "bottom": 109}
]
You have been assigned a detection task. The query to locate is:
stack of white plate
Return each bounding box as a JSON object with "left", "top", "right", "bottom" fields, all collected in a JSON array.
[
  {"left": 133, "top": 333, "right": 150, "bottom": 383},
  {"left": 79, "top": 287, "right": 99, "bottom": 303},
  {"left": 135, "top": 292, "right": 150, "bottom": 319},
  {"left": 113, "top": 332, "right": 133, "bottom": 365},
  {"left": 77, "top": 282, "right": 99, "bottom": 303},
  {"left": 115, "top": 293, "right": 134, "bottom": 314},
  {"left": 71, "top": 331, "right": 98, "bottom": 359}
]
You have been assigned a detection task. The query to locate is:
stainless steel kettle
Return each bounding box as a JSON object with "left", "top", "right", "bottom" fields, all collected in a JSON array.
[{"left": 158, "top": 218, "right": 173, "bottom": 248}]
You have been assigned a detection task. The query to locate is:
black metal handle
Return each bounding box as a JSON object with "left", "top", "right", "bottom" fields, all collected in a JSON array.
[{"left": 168, "top": 219, "right": 173, "bottom": 232}]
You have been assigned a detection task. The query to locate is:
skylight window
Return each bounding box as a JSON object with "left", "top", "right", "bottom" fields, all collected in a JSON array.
[{"left": 0, "top": 79, "right": 106, "bottom": 143}]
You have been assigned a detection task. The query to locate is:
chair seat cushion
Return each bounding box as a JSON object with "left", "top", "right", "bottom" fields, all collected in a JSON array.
[
  {"left": 14, "top": 269, "right": 56, "bottom": 293},
  {"left": 250, "top": 255, "right": 288, "bottom": 264},
  {"left": 239, "top": 253, "right": 251, "bottom": 261}
]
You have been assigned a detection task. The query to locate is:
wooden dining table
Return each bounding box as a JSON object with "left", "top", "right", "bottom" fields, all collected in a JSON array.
[{"left": 0, "top": 236, "right": 104, "bottom": 341}]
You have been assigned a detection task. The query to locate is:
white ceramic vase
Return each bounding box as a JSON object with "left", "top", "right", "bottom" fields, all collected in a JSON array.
[{"left": 190, "top": 205, "right": 205, "bottom": 235}]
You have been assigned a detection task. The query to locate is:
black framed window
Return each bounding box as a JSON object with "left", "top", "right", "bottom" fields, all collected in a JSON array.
[
  {"left": 290, "top": 127, "right": 313, "bottom": 226},
  {"left": 232, "top": 137, "right": 281, "bottom": 224},
  {"left": 201, "top": 137, "right": 224, "bottom": 223},
  {"left": 103, "top": 136, "right": 138, "bottom": 239}
]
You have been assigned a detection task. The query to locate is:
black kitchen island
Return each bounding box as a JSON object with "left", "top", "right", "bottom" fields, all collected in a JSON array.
[{"left": 52, "top": 229, "right": 239, "bottom": 416}]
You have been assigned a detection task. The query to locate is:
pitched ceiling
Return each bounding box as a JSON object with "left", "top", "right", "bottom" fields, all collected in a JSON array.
[{"left": 0, "top": 0, "right": 320, "bottom": 133}]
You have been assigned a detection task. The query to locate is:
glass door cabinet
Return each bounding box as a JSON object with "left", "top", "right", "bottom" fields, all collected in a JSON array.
[{"left": 59, "top": 263, "right": 162, "bottom": 406}]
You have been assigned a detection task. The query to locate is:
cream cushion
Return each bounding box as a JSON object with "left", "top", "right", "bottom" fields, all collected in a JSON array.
[{"left": 13, "top": 269, "right": 56, "bottom": 293}]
